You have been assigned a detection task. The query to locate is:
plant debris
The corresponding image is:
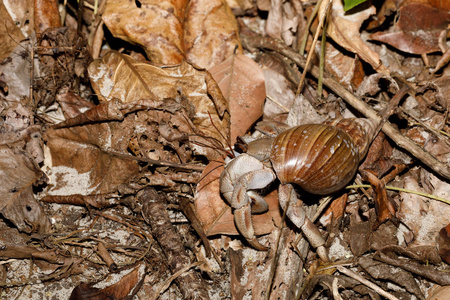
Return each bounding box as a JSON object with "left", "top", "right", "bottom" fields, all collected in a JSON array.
[{"left": 0, "top": 0, "right": 449, "bottom": 299}]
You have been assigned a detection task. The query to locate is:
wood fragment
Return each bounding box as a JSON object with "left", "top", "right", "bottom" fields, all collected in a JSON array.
[{"left": 140, "top": 188, "right": 210, "bottom": 300}]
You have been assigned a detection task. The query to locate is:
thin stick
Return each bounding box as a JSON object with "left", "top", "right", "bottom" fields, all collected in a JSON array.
[
  {"left": 296, "top": 0, "right": 332, "bottom": 96},
  {"left": 299, "top": 0, "right": 324, "bottom": 55},
  {"left": 150, "top": 262, "right": 202, "bottom": 300},
  {"left": 337, "top": 266, "right": 400, "bottom": 300}
]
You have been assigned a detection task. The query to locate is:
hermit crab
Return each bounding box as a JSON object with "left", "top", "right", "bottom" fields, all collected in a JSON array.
[{"left": 219, "top": 118, "right": 376, "bottom": 262}]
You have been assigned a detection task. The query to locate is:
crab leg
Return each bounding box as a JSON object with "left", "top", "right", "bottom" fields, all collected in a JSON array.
[
  {"left": 278, "top": 184, "right": 330, "bottom": 262},
  {"left": 220, "top": 154, "right": 276, "bottom": 250}
]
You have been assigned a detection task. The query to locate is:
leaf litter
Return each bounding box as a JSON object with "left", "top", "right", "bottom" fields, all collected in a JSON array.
[{"left": 0, "top": 0, "right": 449, "bottom": 299}]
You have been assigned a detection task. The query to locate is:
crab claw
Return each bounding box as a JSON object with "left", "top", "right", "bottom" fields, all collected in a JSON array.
[
  {"left": 231, "top": 169, "right": 275, "bottom": 250},
  {"left": 278, "top": 184, "right": 330, "bottom": 262},
  {"left": 220, "top": 154, "right": 276, "bottom": 250}
]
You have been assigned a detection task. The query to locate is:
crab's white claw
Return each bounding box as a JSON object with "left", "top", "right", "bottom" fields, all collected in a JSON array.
[{"left": 278, "top": 184, "right": 330, "bottom": 262}]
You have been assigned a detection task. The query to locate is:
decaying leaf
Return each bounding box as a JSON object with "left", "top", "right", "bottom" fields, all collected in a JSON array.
[
  {"left": 316, "top": 41, "right": 366, "bottom": 91},
  {"left": 69, "top": 263, "right": 146, "bottom": 300},
  {"left": 184, "top": 0, "right": 243, "bottom": 69},
  {"left": 0, "top": 146, "right": 50, "bottom": 233},
  {"left": 102, "top": 0, "right": 241, "bottom": 68},
  {"left": 319, "top": 0, "right": 389, "bottom": 74},
  {"left": 34, "top": 0, "right": 61, "bottom": 37},
  {"left": 43, "top": 119, "right": 140, "bottom": 196},
  {"left": 397, "top": 173, "right": 450, "bottom": 247},
  {"left": 88, "top": 51, "right": 230, "bottom": 157},
  {"left": 437, "top": 223, "right": 450, "bottom": 264},
  {"left": 265, "top": 0, "right": 303, "bottom": 46},
  {"left": 0, "top": 1, "right": 25, "bottom": 62},
  {"left": 370, "top": 2, "right": 450, "bottom": 55},
  {"left": 209, "top": 53, "right": 265, "bottom": 144}
]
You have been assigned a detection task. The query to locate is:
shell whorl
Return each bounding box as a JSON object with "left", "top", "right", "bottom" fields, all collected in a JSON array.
[{"left": 270, "top": 124, "right": 360, "bottom": 195}]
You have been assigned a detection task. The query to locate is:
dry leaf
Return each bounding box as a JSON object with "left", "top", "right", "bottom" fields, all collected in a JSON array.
[
  {"left": 208, "top": 53, "right": 266, "bottom": 144},
  {"left": 263, "top": 68, "right": 295, "bottom": 118},
  {"left": 0, "top": 146, "right": 50, "bottom": 233},
  {"left": 0, "top": 1, "right": 25, "bottom": 61},
  {"left": 88, "top": 51, "right": 230, "bottom": 156},
  {"left": 70, "top": 263, "right": 146, "bottom": 300},
  {"left": 370, "top": 2, "right": 450, "bottom": 55},
  {"left": 316, "top": 41, "right": 365, "bottom": 91},
  {"left": 194, "top": 159, "right": 281, "bottom": 236},
  {"left": 43, "top": 119, "right": 140, "bottom": 196},
  {"left": 319, "top": 0, "right": 389, "bottom": 74},
  {"left": 265, "top": 0, "right": 302, "bottom": 46},
  {"left": 437, "top": 223, "right": 450, "bottom": 264},
  {"left": 102, "top": 0, "right": 241, "bottom": 68},
  {"left": 397, "top": 173, "right": 450, "bottom": 247},
  {"left": 34, "top": 0, "right": 61, "bottom": 37},
  {"left": 184, "top": 0, "right": 243, "bottom": 69}
]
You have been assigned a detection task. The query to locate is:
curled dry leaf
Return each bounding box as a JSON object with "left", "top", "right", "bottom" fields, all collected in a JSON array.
[
  {"left": 208, "top": 53, "right": 266, "bottom": 144},
  {"left": 88, "top": 51, "right": 230, "bottom": 157},
  {"left": 102, "top": 0, "right": 241, "bottom": 68},
  {"left": 370, "top": 2, "right": 450, "bottom": 55},
  {"left": 319, "top": 0, "right": 389, "bottom": 74},
  {"left": 194, "top": 158, "right": 281, "bottom": 237}
]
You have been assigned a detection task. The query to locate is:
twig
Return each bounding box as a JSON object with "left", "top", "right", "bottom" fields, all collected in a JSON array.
[
  {"left": 150, "top": 262, "right": 203, "bottom": 300},
  {"left": 240, "top": 33, "right": 450, "bottom": 180},
  {"left": 332, "top": 277, "right": 342, "bottom": 300},
  {"left": 336, "top": 266, "right": 400, "bottom": 300},
  {"left": 296, "top": 0, "right": 332, "bottom": 96}
]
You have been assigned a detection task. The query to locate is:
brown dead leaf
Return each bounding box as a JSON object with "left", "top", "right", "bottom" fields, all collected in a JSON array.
[
  {"left": 69, "top": 262, "right": 146, "bottom": 300},
  {"left": 397, "top": 172, "right": 450, "bottom": 247},
  {"left": 316, "top": 41, "right": 365, "bottom": 91},
  {"left": 184, "top": 0, "right": 243, "bottom": 69},
  {"left": 319, "top": 0, "right": 389, "bottom": 74},
  {"left": 43, "top": 119, "right": 140, "bottom": 196},
  {"left": 102, "top": 0, "right": 241, "bottom": 69},
  {"left": 437, "top": 223, "right": 450, "bottom": 264},
  {"left": 370, "top": 2, "right": 450, "bottom": 55},
  {"left": 0, "top": 1, "right": 25, "bottom": 61},
  {"left": 88, "top": 51, "right": 230, "bottom": 157},
  {"left": 265, "top": 0, "right": 303, "bottom": 46},
  {"left": 208, "top": 54, "right": 266, "bottom": 144},
  {"left": 34, "top": 0, "right": 61, "bottom": 37},
  {"left": 0, "top": 146, "right": 51, "bottom": 233},
  {"left": 194, "top": 158, "right": 281, "bottom": 236}
]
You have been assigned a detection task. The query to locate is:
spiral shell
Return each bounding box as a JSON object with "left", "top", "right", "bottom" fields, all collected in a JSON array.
[{"left": 270, "top": 124, "right": 360, "bottom": 195}]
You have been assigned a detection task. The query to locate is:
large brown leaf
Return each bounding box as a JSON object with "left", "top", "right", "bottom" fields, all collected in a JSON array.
[
  {"left": 43, "top": 119, "right": 140, "bottom": 196},
  {"left": 208, "top": 54, "right": 266, "bottom": 144},
  {"left": 88, "top": 51, "right": 230, "bottom": 157},
  {"left": 102, "top": 0, "right": 241, "bottom": 69},
  {"left": 370, "top": 2, "right": 450, "bottom": 55}
]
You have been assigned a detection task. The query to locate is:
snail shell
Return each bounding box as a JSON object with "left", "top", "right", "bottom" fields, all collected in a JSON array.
[{"left": 270, "top": 123, "right": 362, "bottom": 195}]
